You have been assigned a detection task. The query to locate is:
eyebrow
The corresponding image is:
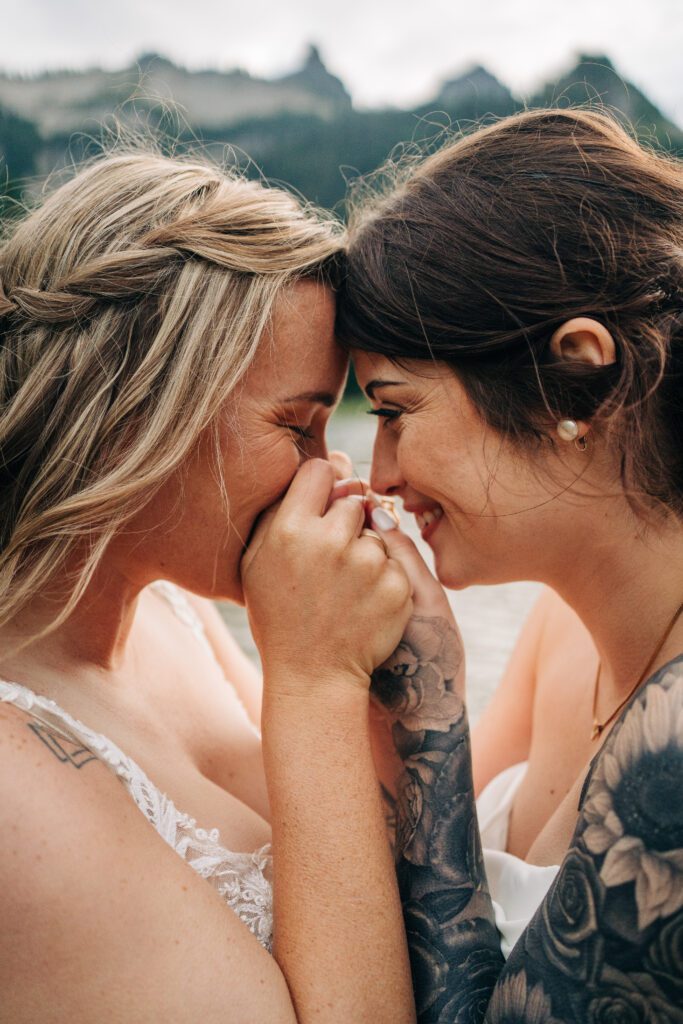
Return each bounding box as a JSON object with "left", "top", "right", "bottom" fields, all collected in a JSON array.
[
  {"left": 364, "top": 379, "right": 406, "bottom": 400},
  {"left": 282, "top": 390, "right": 338, "bottom": 407}
]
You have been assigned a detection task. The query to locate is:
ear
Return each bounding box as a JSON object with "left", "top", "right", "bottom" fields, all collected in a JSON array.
[{"left": 549, "top": 317, "right": 616, "bottom": 367}]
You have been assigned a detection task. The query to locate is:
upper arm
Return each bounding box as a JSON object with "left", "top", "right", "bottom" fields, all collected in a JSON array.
[
  {"left": 487, "top": 659, "right": 683, "bottom": 1022},
  {"left": 186, "top": 593, "right": 263, "bottom": 727},
  {"left": 472, "top": 587, "right": 557, "bottom": 795},
  {"left": 0, "top": 704, "right": 294, "bottom": 1024}
]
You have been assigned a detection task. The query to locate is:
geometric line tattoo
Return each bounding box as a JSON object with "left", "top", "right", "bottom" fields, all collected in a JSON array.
[{"left": 27, "top": 722, "right": 97, "bottom": 769}]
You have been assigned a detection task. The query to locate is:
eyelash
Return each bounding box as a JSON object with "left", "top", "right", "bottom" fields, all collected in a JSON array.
[
  {"left": 367, "top": 407, "right": 402, "bottom": 427},
  {"left": 280, "top": 423, "right": 315, "bottom": 440}
]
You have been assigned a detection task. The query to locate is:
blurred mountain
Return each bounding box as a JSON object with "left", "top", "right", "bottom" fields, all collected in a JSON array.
[
  {"left": 431, "top": 64, "right": 517, "bottom": 118},
  {"left": 0, "top": 44, "right": 351, "bottom": 139},
  {"left": 0, "top": 49, "right": 681, "bottom": 212},
  {"left": 206, "top": 52, "right": 683, "bottom": 208},
  {"left": 277, "top": 45, "right": 349, "bottom": 105},
  {"left": 531, "top": 53, "right": 683, "bottom": 151},
  {"left": 0, "top": 104, "right": 41, "bottom": 198}
]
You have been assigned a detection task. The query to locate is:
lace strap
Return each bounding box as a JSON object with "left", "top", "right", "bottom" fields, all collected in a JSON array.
[
  {"left": 150, "top": 580, "right": 259, "bottom": 736},
  {"left": 0, "top": 679, "right": 184, "bottom": 845},
  {"left": 0, "top": 685, "right": 94, "bottom": 750},
  {"left": 150, "top": 580, "right": 214, "bottom": 654},
  {"left": 0, "top": 680, "right": 134, "bottom": 773}
]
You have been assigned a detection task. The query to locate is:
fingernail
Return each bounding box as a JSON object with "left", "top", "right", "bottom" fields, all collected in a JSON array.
[
  {"left": 335, "top": 477, "right": 360, "bottom": 487},
  {"left": 346, "top": 494, "right": 365, "bottom": 503},
  {"left": 371, "top": 507, "right": 398, "bottom": 532}
]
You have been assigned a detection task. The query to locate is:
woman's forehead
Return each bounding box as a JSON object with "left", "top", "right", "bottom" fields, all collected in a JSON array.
[
  {"left": 351, "top": 350, "right": 442, "bottom": 389},
  {"left": 245, "top": 283, "right": 346, "bottom": 395}
]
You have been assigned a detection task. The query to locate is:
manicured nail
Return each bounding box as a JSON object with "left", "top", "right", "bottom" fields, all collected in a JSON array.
[
  {"left": 371, "top": 507, "right": 398, "bottom": 532},
  {"left": 336, "top": 477, "right": 360, "bottom": 487}
]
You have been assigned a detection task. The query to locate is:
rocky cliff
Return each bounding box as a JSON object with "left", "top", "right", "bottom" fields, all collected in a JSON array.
[{"left": 0, "top": 45, "right": 352, "bottom": 139}]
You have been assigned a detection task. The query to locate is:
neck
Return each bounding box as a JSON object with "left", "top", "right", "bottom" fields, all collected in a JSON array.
[
  {"left": 0, "top": 558, "right": 146, "bottom": 688},
  {"left": 546, "top": 509, "right": 683, "bottom": 707}
]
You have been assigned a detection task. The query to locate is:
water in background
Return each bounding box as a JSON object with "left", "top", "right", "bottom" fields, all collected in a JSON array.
[{"left": 218, "top": 408, "right": 542, "bottom": 721}]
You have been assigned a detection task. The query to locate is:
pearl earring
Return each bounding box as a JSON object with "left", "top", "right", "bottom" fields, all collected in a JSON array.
[{"left": 556, "top": 419, "right": 579, "bottom": 442}]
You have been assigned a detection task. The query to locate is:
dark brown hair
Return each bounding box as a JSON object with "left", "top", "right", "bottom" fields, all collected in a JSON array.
[{"left": 337, "top": 108, "right": 683, "bottom": 516}]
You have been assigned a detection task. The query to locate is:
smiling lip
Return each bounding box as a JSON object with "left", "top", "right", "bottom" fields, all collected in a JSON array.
[{"left": 405, "top": 504, "right": 444, "bottom": 542}]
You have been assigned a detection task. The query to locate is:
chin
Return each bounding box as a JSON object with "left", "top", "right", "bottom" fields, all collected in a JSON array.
[
  {"left": 435, "top": 556, "right": 524, "bottom": 591},
  {"left": 435, "top": 567, "right": 471, "bottom": 591},
  {"left": 431, "top": 550, "right": 497, "bottom": 591},
  {"left": 211, "top": 566, "right": 245, "bottom": 605},
  {"left": 229, "top": 580, "right": 246, "bottom": 606},
  {"left": 430, "top": 551, "right": 470, "bottom": 590},
  {"left": 173, "top": 558, "right": 245, "bottom": 605}
]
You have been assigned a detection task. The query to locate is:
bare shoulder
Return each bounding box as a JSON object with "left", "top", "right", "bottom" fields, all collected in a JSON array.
[
  {"left": 0, "top": 702, "right": 293, "bottom": 1023},
  {"left": 535, "top": 587, "right": 589, "bottom": 660},
  {"left": 472, "top": 587, "right": 561, "bottom": 791}
]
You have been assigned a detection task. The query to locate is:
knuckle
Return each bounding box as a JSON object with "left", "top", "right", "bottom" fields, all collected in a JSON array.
[
  {"left": 276, "top": 519, "right": 302, "bottom": 547},
  {"left": 384, "top": 563, "right": 412, "bottom": 603},
  {"left": 354, "top": 543, "right": 380, "bottom": 571}
]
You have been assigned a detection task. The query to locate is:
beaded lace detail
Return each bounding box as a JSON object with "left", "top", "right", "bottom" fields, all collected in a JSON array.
[{"left": 0, "top": 582, "right": 273, "bottom": 951}]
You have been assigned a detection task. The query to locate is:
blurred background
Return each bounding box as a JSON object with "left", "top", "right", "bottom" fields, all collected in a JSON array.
[{"left": 2, "top": 0, "right": 680, "bottom": 714}]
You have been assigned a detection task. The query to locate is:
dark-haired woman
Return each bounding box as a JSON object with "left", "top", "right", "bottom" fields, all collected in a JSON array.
[{"left": 337, "top": 108, "right": 683, "bottom": 1021}]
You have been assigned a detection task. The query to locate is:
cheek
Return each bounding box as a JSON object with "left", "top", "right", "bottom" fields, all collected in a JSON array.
[
  {"left": 228, "top": 432, "right": 302, "bottom": 523},
  {"left": 398, "top": 431, "right": 459, "bottom": 493}
]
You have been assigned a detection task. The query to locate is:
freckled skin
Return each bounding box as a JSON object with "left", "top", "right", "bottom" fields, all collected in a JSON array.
[
  {"left": 353, "top": 351, "right": 625, "bottom": 592},
  {"left": 355, "top": 351, "right": 683, "bottom": 1022},
  {"left": 115, "top": 281, "right": 347, "bottom": 604}
]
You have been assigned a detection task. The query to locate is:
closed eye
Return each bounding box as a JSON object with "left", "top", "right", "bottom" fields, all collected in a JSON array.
[{"left": 279, "top": 423, "right": 315, "bottom": 440}]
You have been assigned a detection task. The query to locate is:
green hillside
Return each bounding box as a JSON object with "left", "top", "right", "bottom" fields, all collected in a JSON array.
[
  {"left": 1, "top": 52, "right": 681, "bottom": 214},
  {"left": 531, "top": 54, "right": 683, "bottom": 152}
]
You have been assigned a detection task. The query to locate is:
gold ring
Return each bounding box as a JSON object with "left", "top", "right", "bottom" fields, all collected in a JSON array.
[
  {"left": 360, "top": 527, "right": 389, "bottom": 556},
  {"left": 378, "top": 496, "right": 400, "bottom": 526}
]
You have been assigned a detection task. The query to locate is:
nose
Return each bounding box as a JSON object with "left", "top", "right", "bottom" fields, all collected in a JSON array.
[
  {"left": 306, "top": 434, "right": 328, "bottom": 463},
  {"left": 370, "top": 430, "right": 404, "bottom": 497}
]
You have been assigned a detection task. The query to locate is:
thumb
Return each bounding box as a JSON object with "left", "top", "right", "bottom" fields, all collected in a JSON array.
[
  {"left": 328, "top": 449, "right": 354, "bottom": 481},
  {"left": 240, "top": 500, "right": 281, "bottom": 579},
  {"left": 370, "top": 507, "right": 450, "bottom": 616}
]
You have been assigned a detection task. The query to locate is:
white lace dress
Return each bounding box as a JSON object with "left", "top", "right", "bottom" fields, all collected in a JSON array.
[{"left": 0, "top": 581, "right": 274, "bottom": 951}]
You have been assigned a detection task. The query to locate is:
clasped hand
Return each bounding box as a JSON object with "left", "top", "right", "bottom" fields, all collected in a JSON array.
[
  {"left": 241, "top": 457, "right": 465, "bottom": 712},
  {"left": 240, "top": 458, "right": 412, "bottom": 692}
]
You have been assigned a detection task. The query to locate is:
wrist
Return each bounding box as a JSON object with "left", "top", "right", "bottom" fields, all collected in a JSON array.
[
  {"left": 262, "top": 670, "right": 370, "bottom": 737},
  {"left": 262, "top": 663, "right": 371, "bottom": 702},
  {"left": 262, "top": 679, "right": 375, "bottom": 788}
]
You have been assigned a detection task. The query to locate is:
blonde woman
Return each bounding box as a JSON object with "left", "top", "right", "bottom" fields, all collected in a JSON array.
[{"left": 0, "top": 154, "right": 416, "bottom": 1022}]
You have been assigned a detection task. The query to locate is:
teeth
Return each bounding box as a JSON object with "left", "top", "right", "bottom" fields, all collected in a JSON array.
[{"left": 416, "top": 506, "right": 444, "bottom": 530}]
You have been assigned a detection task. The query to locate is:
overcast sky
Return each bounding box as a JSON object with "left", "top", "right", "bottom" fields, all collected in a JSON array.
[{"left": 3, "top": 0, "right": 682, "bottom": 122}]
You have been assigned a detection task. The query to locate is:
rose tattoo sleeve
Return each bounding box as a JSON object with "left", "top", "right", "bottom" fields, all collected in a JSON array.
[
  {"left": 487, "top": 655, "right": 683, "bottom": 1024},
  {"left": 374, "top": 620, "right": 683, "bottom": 1024},
  {"left": 371, "top": 615, "right": 505, "bottom": 1022}
]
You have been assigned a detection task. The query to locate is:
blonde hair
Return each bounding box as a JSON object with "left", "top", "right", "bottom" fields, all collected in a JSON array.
[{"left": 0, "top": 151, "right": 343, "bottom": 637}]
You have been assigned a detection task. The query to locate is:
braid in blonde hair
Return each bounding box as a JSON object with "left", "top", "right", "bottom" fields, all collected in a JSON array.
[{"left": 0, "top": 151, "right": 343, "bottom": 640}]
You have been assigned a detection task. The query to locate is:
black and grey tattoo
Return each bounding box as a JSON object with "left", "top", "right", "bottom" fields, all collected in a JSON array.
[
  {"left": 372, "top": 615, "right": 505, "bottom": 1022},
  {"left": 27, "top": 721, "right": 97, "bottom": 769},
  {"left": 374, "top": 617, "right": 683, "bottom": 1024},
  {"left": 487, "top": 655, "right": 683, "bottom": 1024}
]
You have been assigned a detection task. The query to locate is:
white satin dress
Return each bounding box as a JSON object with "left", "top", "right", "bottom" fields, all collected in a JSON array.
[{"left": 477, "top": 762, "right": 560, "bottom": 958}]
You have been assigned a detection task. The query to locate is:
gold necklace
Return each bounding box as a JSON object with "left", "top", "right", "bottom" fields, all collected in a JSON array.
[{"left": 591, "top": 598, "right": 683, "bottom": 741}]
